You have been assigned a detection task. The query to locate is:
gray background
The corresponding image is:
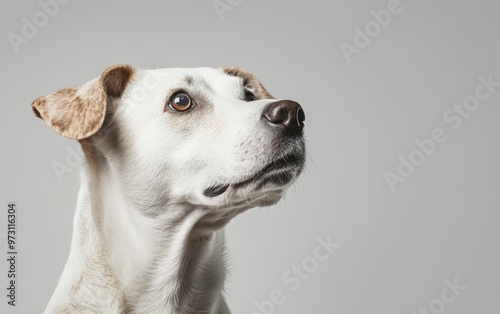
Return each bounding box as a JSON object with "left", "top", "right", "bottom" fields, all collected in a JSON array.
[{"left": 1, "top": 0, "right": 499, "bottom": 313}]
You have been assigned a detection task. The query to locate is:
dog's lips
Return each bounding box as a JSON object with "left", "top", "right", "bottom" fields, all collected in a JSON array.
[
  {"left": 203, "top": 152, "right": 304, "bottom": 198},
  {"left": 203, "top": 184, "right": 230, "bottom": 197}
]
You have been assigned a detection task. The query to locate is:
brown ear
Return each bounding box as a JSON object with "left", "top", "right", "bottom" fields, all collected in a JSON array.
[
  {"left": 32, "top": 64, "right": 135, "bottom": 140},
  {"left": 222, "top": 66, "right": 274, "bottom": 99}
]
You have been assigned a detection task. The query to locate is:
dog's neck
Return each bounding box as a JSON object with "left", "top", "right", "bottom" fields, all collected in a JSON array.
[{"left": 46, "top": 148, "right": 231, "bottom": 314}]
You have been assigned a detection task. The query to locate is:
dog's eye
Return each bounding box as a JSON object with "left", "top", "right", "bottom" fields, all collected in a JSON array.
[
  {"left": 245, "top": 90, "right": 256, "bottom": 102},
  {"left": 169, "top": 93, "right": 193, "bottom": 112}
]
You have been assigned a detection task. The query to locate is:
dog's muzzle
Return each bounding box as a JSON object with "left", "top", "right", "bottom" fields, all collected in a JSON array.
[{"left": 203, "top": 100, "right": 306, "bottom": 198}]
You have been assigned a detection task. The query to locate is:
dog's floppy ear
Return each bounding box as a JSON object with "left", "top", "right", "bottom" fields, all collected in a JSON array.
[{"left": 31, "top": 64, "right": 135, "bottom": 140}]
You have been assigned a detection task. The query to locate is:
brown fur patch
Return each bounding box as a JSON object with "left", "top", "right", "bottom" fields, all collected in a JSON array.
[
  {"left": 32, "top": 65, "right": 135, "bottom": 140},
  {"left": 103, "top": 65, "right": 135, "bottom": 99},
  {"left": 222, "top": 66, "right": 274, "bottom": 99}
]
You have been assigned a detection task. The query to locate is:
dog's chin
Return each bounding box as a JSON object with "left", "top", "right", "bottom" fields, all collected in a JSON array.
[
  {"left": 208, "top": 178, "right": 287, "bottom": 208},
  {"left": 203, "top": 151, "right": 305, "bottom": 205}
]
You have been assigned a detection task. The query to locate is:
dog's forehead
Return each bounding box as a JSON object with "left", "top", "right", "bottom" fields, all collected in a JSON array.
[{"left": 139, "top": 67, "right": 243, "bottom": 92}]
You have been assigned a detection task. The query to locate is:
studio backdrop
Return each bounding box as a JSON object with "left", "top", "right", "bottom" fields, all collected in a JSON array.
[{"left": 1, "top": 0, "right": 499, "bottom": 313}]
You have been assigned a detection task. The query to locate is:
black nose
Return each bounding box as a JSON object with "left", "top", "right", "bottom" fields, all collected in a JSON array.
[{"left": 262, "top": 100, "right": 305, "bottom": 136}]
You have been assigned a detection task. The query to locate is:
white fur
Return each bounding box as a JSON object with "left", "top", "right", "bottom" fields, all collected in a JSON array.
[{"left": 44, "top": 67, "right": 305, "bottom": 313}]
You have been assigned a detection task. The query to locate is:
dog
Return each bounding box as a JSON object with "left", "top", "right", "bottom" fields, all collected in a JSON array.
[{"left": 32, "top": 65, "right": 306, "bottom": 314}]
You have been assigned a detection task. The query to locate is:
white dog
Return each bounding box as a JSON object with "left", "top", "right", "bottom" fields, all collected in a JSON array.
[{"left": 32, "top": 65, "right": 306, "bottom": 314}]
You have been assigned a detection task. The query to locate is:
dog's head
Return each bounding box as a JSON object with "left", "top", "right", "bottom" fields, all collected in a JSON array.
[{"left": 32, "top": 65, "right": 305, "bottom": 215}]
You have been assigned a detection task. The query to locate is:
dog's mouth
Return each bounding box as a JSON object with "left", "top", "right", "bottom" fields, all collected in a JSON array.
[{"left": 203, "top": 152, "right": 305, "bottom": 198}]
